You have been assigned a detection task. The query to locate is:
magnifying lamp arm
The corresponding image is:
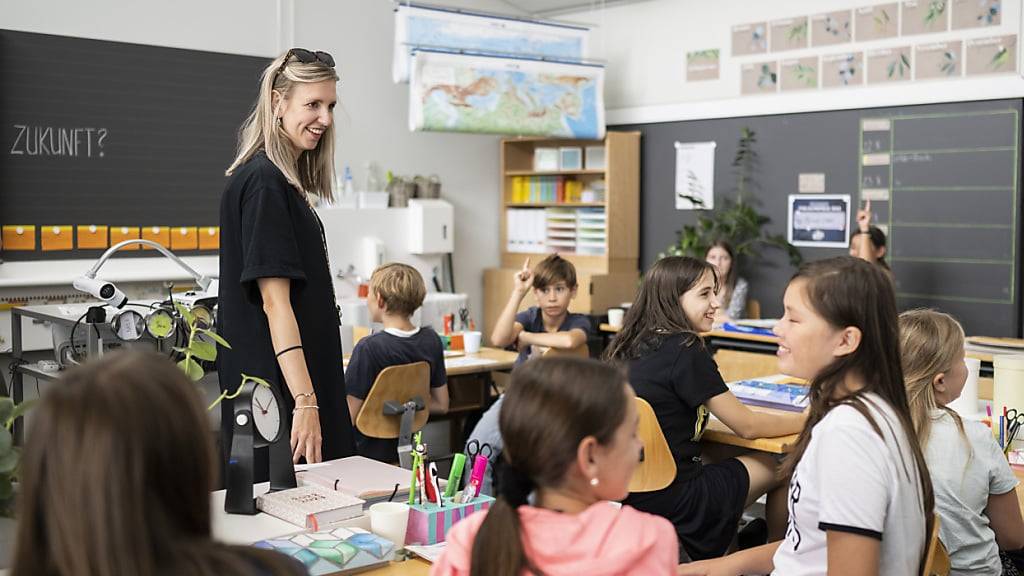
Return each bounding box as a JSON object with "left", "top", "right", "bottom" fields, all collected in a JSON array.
[{"left": 84, "top": 239, "right": 213, "bottom": 290}]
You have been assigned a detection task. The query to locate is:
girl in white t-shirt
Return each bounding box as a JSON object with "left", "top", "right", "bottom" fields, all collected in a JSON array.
[
  {"left": 680, "top": 256, "right": 933, "bottom": 576},
  {"left": 899, "top": 309, "right": 1024, "bottom": 576}
]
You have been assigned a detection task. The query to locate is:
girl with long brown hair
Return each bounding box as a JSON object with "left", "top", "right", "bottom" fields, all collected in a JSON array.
[
  {"left": 681, "top": 256, "right": 933, "bottom": 576},
  {"left": 899, "top": 309, "right": 1023, "bottom": 575},
  {"left": 431, "top": 357, "right": 678, "bottom": 576},
  {"left": 11, "top": 351, "right": 304, "bottom": 576},
  {"left": 604, "top": 256, "right": 805, "bottom": 561}
]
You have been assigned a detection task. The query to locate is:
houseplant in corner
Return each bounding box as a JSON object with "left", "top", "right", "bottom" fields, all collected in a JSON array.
[{"left": 662, "top": 127, "right": 802, "bottom": 268}]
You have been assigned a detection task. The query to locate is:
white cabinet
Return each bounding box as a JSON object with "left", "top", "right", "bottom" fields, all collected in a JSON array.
[{"left": 407, "top": 199, "right": 454, "bottom": 254}]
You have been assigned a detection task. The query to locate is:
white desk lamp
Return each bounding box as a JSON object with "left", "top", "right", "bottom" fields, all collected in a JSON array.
[{"left": 73, "top": 239, "right": 217, "bottom": 307}]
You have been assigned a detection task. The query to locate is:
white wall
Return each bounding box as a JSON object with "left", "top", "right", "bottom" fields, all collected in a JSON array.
[
  {"left": 565, "top": 0, "right": 1024, "bottom": 123},
  {"left": 292, "top": 0, "right": 510, "bottom": 323},
  {"left": 2, "top": 0, "right": 514, "bottom": 324}
]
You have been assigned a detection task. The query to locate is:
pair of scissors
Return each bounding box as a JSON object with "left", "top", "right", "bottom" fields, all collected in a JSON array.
[
  {"left": 466, "top": 439, "right": 493, "bottom": 461},
  {"left": 1006, "top": 409, "right": 1024, "bottom": 448}
]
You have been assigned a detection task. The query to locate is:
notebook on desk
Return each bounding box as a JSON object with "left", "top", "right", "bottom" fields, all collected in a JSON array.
[
  {"left": 297, "top": 456, "right": 411, "bottom": 506},
  {"left": 253, "top": 526, "right": 396, "bottom": 575},
  {"left": 728, "top": 378, "right": 809, "bottom": 412}
]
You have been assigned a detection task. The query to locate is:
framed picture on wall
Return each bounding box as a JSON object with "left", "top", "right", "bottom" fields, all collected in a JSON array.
[{"left": 787, "top": 194, "right": 850, "bottom": 248}]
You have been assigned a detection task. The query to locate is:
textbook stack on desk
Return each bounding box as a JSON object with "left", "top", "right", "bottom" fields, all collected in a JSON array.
[
  {"left": 297, "top": 456, "right": 411, "bottom": 507},
  {"left": 256, "top": 485, "right": 365, "bottom": 530},
  {"left": 728, "top": 377, "right": 809, "bottom": 412}
]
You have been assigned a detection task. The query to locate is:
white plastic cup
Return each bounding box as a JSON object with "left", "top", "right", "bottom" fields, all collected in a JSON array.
[
  {"left": 368, "top": 501, "right": 410, "bottom": 547},
  {"left": 464, "top": 331, "right": 483, "bottom": 354},
  {"left": 607, "top": 308, "right": 625, "bottom": 328}
]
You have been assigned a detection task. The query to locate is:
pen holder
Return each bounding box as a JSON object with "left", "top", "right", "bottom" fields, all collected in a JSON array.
[{"left": 405, "top": 495, "right": 495, "bottom": 545}]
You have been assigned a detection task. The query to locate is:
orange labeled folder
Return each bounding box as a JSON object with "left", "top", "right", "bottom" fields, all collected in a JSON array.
[
  {"left": 141, "top": 226, "right": 170, "bottom": 249},
  {"left": 77, "top": 225, "right": 109, "bottom": 250},
  {"left": 2, "top": 225, "right": 36, "bottom": 251},
  {"left": 198, "top": 227, "right": 220, "bottom": 250},
  {"left": 110, "top": 226, "right": 141, "bottom": 249},
  {"left": 171, "top": 227, "right": 198, "bottom": 250},
  {"left": 41, "top": 226, "right": 73, "bottom": 251}
]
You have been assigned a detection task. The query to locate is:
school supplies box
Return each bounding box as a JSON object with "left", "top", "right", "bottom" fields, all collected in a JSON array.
[
  {"left": 406, "top": 495, "right": 495, "bottom": 545},
  {"left": 253, "top": 526, "right": 395, "bottom": 575},
  {"left": 728, "top": 379, "right": 810, "bottom": 412},
  {"left": 256, "top": 485, "right": 365, "bottom": 530}
]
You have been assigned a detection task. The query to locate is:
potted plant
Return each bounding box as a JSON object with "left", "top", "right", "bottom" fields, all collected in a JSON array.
[{"left": 662, "top": 127, "right": 802, "bottom": 268}]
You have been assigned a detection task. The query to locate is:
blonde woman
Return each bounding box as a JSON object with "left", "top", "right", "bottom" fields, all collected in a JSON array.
[
  {"left": 899, "top": 309, "right": 1024, "bottom": 575},
  {"left": 218, "top": 49, "right": 354, "bottom": 465}
]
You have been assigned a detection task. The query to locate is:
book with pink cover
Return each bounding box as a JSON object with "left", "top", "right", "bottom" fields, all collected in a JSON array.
[{"left": 256, "top": 485, "right": 364, "bottom": 530}]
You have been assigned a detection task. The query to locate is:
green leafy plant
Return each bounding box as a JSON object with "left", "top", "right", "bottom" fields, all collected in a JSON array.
[
  {"left": 940, "top": 51, "right": 958, "bottom": 76},
  {"left": 787, "top": 20, "right": 808, "bottom": 43},
  {"left": 0, "top": 396, "right": 36, "bottom": 517},
  {"left": 661, "top": 128, "right": 802, "bottom": 268},
  {"left": 172, "top": 302, "right": 271, "bottom": 410},
  {"left": 793, "top": 63, "right": 817, "bottom": 87},
  {"left": 887, "top": 52, "right": 911, "bottom": 78},
  {"left": 874, "top": 8, "right": 892, "bottom": 32},
  {"left": 924, "top": 1, "right": 947, "bottom": 26}
]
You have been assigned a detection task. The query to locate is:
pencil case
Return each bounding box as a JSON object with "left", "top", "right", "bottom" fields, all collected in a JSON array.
[{"left": 405, "top": 495, "right": 494, "bottom": 545}]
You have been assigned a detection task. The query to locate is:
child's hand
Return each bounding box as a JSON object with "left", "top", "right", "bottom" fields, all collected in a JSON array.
[
  {"left": 513, "top": 258, "right": 533, "bottom": 295},
  {"left": 856, "top": 199, "right": 872, "bottom": 233},
  {"left": 677, "top": 559, "right": 734, "bottom": 576}
]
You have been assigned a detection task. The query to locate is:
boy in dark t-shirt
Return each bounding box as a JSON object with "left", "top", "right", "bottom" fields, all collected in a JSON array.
[
  {"left": 345, "top": 263, "right": 449, "bottom": 463},
  {"left": 465, "top": 254, "right": 591, "bottom": 494}
]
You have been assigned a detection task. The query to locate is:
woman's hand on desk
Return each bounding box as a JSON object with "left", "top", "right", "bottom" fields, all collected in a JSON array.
[{"left": 291, "top": 396, "right": 323, "bottom": 464}]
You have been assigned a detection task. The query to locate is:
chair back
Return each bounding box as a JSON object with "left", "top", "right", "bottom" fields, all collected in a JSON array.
[
  {"left": 355, "top": 362, "right": 431, "bottom": 439},
  {"left": 922, "top": 514, "right": 950, "bottom": 576},
  {"left": 744, "top": 299, "right": 761, "bottom": 320},
  {"left": 629, "top": 397, "right": 677, "bottom": 493}
]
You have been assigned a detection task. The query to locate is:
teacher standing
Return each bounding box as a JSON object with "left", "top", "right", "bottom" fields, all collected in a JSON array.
[{"left": 218, "top": 49, "right": 355, "bottom": 464}]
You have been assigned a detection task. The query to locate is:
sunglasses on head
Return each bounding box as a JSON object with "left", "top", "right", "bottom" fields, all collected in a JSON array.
[{"left": 275, "top": 48, "right": 335, "bottom": 79}]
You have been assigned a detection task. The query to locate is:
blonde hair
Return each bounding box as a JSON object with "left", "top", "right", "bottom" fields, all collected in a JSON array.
[
  {"left": 226, "top": 51, "right": 338, "bottom": 200},
  {"left": 898, "top": 309, "right": 969, "bottom": 452},
  {"left": 370, "top": 263, "right": 426, "bottom": 318}
]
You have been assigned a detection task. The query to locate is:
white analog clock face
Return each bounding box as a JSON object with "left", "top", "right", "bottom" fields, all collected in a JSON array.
[{"left": 251, "top": 384, "right": 281, "bottom": 443}]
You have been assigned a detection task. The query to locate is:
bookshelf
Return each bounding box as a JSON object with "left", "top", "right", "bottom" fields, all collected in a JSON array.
[{"left": 483, "top": 132, "right": 641, "bottom": 342}]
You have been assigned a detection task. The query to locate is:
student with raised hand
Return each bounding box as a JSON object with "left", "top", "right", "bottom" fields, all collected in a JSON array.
[
  {"left": 851, "top": 199, "right": 891, "bottom": 274},
  {"left": 680, "top": 256, "right": 933, "bottom": 576},
  {"left": 705, "top": 240, "right": 748, "bottom": 324},
  {"left": 899, "top": 309, "right": 1024, "bottom": 576},
  {"left": 431, "top": 357, "right": 678, "bottom": 576},
  {"left": 11, "top": 351, "right": 305, "bottom": 576},
  {"left": 466, "top": 253, "right": 592, "bottom": 494},
  {"left": 603, "top": 256, "right": 805, "bottom": 561}
]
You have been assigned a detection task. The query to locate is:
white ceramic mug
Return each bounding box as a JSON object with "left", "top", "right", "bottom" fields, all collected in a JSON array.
[
  {"left": 368, "top": 501, "right": 410, "bottom": 547},
  {"left": 463, "top": 331, "right": 483, "bottom": 354},
  {"left": 607, "top": 308, "right": 625, "bottom": 327}
]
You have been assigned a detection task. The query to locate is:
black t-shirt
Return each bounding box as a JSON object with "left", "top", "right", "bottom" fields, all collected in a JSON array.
[
  {"left": 217, "top": 151, "right": 355, "bottom": 461},
  {"left": 627, "top": 333, "right": 728, "bottom": 481},
  {"left": 345, "top": 328, "right": 447, "bottom": 463}
]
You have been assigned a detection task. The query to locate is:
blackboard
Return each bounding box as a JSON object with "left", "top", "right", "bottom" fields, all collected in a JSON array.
[
  {"left": 0, "top": 29, "right": 268, "bottom": 260},
  {"left": 613, "top": 98, "right": 1022, "bottom": 337}
]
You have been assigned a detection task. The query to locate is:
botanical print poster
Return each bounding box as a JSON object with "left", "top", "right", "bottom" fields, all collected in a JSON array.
[{"left": 675, "top": 141, "right": 716, "bottom": 210}]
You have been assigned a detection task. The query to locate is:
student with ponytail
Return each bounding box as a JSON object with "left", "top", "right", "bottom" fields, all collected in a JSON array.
[
  {"left": 681, "top": 257, "right": 932, "bottom": 576},
  {"left": 431, "top": 357, "right": 678, "bottom": 576},
  {"left": 899, "top": 309, "right": 1024, "bottom": 575}
]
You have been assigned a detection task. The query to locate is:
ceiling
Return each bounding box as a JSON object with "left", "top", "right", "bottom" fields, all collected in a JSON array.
[{"left": 419, "top": 0, "right": 652, "bottom": 18}]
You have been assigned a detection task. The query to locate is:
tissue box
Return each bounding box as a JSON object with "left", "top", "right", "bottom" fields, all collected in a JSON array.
[{"left": 406, "top": 495, "right": 494, "bottom": 545}]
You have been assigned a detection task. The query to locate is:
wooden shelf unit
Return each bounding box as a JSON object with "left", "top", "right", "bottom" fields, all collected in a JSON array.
[{"left": 484, "top": 132, "right": 641, "bottom": 342}]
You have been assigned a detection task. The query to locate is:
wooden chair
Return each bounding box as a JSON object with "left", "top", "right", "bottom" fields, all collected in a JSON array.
[
  {"left": 541, "top": 342, "right": 590, "bottom": 358},
  {"left": 355, "top": 361, "right": 430, "bottom": 469},
  {"left": 713, "top": 348, "right": 779, "bottom": 382},
  {"left": 629, "top": 397, "right": 676, "bottom": 493},
  {"left": 922, "top": 514, "right": 951, "bottom": 576},
  {"left": 744, "top": 299, "right": 761, "bottom": 320}
]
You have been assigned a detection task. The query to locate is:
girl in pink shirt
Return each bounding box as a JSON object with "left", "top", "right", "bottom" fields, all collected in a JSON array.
[{"left": 431, "top": 356, "right": 678, "bottom": 576}]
